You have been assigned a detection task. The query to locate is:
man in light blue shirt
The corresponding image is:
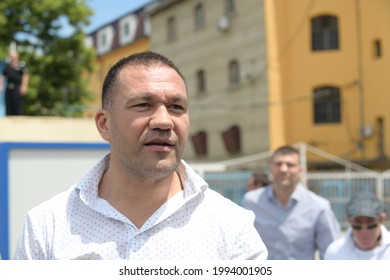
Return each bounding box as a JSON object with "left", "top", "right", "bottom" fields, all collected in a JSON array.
[{"left": 242, "top": 145, "right": 340, "bottom": 259}]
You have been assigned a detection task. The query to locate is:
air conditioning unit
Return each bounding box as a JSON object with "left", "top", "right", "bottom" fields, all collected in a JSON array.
[{"left": 217, "top": 16, "right": 230, "bottom": 32}]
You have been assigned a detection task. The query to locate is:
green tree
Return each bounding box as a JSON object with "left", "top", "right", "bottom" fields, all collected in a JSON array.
[{"left": 0, "top": 0, "right": 96, "bottom": 116}]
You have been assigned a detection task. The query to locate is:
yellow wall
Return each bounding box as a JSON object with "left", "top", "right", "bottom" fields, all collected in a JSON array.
[
  {"left": 265, "top": 0, "right": 390, "bottom": 167},
  {"left": 85, "top": 38, "right": 150, "bottom": 116},
  {"left": 264, "top": 0, "right": 286, "bottom": 151}
]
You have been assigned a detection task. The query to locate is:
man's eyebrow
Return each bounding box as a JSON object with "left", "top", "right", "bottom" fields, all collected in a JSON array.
[
  {"left": 169, "top": 94, "right": 188, "bottom": 103},
  {"left": 125, "top": 93, "right": 153, "bottom": 101},
  {"left": 124, "top": 93, "right": 188, "bottom": 104}
]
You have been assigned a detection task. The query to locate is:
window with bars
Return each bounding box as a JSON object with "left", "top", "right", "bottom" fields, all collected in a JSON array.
[
  {"left": 374, "top": 39, "right": 382, "bottom": 58},
  {"left": 225, "top": 0, "right": 236, "bottom": 14},
  {"left": 228, "top": 60, "right": 240, "bottom": 87},
  {"left": 311, "top": 15, "right": 339, "bottom": 51},
  {"left": 167, "top": 16, "right": 177, "bottom": 41},
  {"left": 313, "top": 86, "right": 341, "bottom": 124},
  {"left": 195, "top": 4, "right": 205, "bottom": 28},
  {"left": 197, "top": 69, "right": 207, "bottom": 94}
]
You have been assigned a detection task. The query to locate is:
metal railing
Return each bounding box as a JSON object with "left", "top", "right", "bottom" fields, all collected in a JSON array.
[{"left": 204, "top": 170, "right": 390, "bottom": 230}]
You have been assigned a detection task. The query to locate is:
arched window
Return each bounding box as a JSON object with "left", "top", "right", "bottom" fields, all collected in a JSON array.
[
  {"left": 191, "top": 131, "right": 208, "bottom": 156},
  {"left": 313, "top": 86, "right": 341, "bottom": 123},
  {"left": 167, "top": 16, "right": 176, "bottom": 40},
  {"left": 222, "top": 125, "right": 241, "bottom": 154},
  {"left": 311, "top": 15, "right": 339, "bottom": 51},
  {"left": 228, "top": 60, "right": 240, "bottom": 86},
  {"left": 195, "top": 4, "right": 205, "bottom": 28},
  {"left": 196, "top": 69, "right": 206, "bottom": 94}
]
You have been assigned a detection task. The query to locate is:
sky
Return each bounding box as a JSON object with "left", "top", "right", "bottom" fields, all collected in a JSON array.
[{"left": 85, "top": 0, "right": 154, "bottom": 33}]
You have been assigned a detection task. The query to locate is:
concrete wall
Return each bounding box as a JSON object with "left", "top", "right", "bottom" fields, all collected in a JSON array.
[{"left": 0, "top": 116, "right": 104, "bottom": 143}]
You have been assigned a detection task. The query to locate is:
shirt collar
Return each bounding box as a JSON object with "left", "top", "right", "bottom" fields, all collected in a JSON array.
[
  {"left": 75, "top": 153, "right": 209, "bottom": 206},
  {"left": 266, "top": 183, "right": 304, "bottom": 204}
]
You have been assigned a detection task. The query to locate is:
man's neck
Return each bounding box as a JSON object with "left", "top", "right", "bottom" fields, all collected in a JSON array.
[
  {"left": 273, "top": 183, "right": 297, "bottom": 207},
  {"left": 98, "top": 168, "right": 183, "bottom": 229}
]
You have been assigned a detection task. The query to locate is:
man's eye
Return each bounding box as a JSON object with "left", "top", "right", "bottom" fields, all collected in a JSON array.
[
  {"left": 170, "top": 104, "right": 186, "bottom": 112},
  {"left": 134, "top": 103, "right": 150, "bottom": 108}
]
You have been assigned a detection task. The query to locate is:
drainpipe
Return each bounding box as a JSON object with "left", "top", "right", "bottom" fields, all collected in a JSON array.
[{"left": 355, "top": 0, "right": 366, "bottom": 159}]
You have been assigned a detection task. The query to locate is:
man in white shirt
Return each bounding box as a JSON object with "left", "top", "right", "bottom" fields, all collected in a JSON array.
[
  {"left": 324, "top": 191, "right": 390, "bottom": 259},
  {"left": 14, "top": 51, "right": 267, "bottom": 260}
]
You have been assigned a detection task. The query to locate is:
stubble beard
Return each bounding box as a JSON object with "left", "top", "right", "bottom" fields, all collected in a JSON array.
[{"left": 117, "top": 145, "right": 183, "bottom": 181}]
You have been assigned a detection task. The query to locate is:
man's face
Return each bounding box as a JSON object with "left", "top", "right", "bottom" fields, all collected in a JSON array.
[
  {"left": 349, "top": 215, "right": 383, "bottom": 250},
  {"left": 98, "top": 65, "right": 189, "bottom": 180},
  {"left": 269, "top": 152, "right": 302, "bottom": 189}
]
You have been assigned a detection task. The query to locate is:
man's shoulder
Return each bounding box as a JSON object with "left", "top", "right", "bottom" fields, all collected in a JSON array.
[
  {"left": 27, "top": 185, "right": 77, "bottom": 216},
  {"left": 299, "top": 186, "right": 331, "bottom": 206},
  {"left": 324, "top": 236, "right": 348, "bottom": 259},
  {"left": 243, "top": 185, "right": 268, "bottom": 199},
  {"left": 204, "top": 187, "right": 242, "bottom": 206},
  {"left": 203, "top": 188, "right": 254, "bottom": 217},
  {"left": 381, "top": 226, "right": 390, "bottom": 244},
  {"left": 241, "top": 187, "right": 269, "bottom": 210}
]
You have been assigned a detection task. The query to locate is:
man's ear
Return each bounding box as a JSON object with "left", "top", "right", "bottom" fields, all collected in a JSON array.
[
  {"left": 95, "top": 109, "right": 111, "bottom": 142},
  {"left": 379, "top": 212, "right": 387, "bottom": 222}
]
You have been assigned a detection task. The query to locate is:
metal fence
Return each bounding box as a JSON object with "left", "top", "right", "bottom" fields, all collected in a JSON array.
[{"left": 204, "top": 171, "right": 390, "bottom": 230}]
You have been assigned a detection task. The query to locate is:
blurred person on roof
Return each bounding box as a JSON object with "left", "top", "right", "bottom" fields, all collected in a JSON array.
[{"left": 0, "top": 50, "right": 29, "bottom": 115}]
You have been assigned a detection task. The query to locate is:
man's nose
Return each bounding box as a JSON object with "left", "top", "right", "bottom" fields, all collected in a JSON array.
[
  {"left": 280, "top": 163, "right": 289, "bottom": 171},
  {"left": 149, "top": 106, "right": 174, "bottom": 130}
]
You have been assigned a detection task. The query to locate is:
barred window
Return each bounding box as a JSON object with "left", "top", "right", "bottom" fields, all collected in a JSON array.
[
  {"left": 228, "top": 60, "right": 240, "bottom": 87},
  {"left": 311, "top": 15, "right": 339, "bottom": 51},
  {"left": 313, "top": 87, "right": 341, "bottom": 123},
  {"left": 197, "top": 69, "right": 206, "bottom": 94},
  {"left": 225, "top": 0, "right": 236, "bottom": 14},
  {"left": 167, "top": 17, "right": 176, "bottom": 40},
  {"left": 195, "top": 4, "right": 205, "bottom": 28},
  {"left": 374, "top": 39, "right": 382, "bottom": 58}
]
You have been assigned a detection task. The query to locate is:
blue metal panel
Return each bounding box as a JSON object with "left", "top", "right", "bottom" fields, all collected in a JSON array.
[
  {"left": 0, "top": 143, "right": 10, "bottom": 259},
  {"left": 0, "top": 141, "right": 110, "bottom": 260},
  {"left": 205, "top": 171, "right": 251, "bottom": 206}
]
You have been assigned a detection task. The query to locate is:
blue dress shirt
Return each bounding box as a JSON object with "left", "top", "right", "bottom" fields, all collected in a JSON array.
[{"left": 242, "top": 184, "right": 340, "bottom": 259}]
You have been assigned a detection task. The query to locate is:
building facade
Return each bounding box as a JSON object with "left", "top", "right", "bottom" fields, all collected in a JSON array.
[
  {"left": 265, "top": 0, "right": 390, "bottom": 170},
  {"left": 84, "top": 6, "right": 151, "bottom": 115},
  {"left": 149, "top": 0, "right": 270, "bottom": 163},
  {"left": 84, "top": 0, "right": 390, "bottom": 170}
]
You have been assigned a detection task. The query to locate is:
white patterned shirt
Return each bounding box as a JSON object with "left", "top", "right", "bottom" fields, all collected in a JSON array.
[
  {"left": 14, "top": 154, "right": 268, "bottom": 260},
  {"left": 324, "top": 225, "right": 390, "bottom": 260}
]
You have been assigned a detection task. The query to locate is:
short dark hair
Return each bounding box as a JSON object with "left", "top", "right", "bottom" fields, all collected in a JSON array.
[
  {"left": 271, "top": 145, "right": 300, "bottom": 162},
  {"left": 101, "top": 51, "right": 187, "bottom": 109},
  {"left": 252, "top": 172, "right": 271, "bottom": 186}
]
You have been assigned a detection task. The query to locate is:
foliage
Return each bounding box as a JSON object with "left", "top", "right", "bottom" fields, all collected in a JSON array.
[{"left": 0, "top": 0, "right": 96, "bottom": 116}]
